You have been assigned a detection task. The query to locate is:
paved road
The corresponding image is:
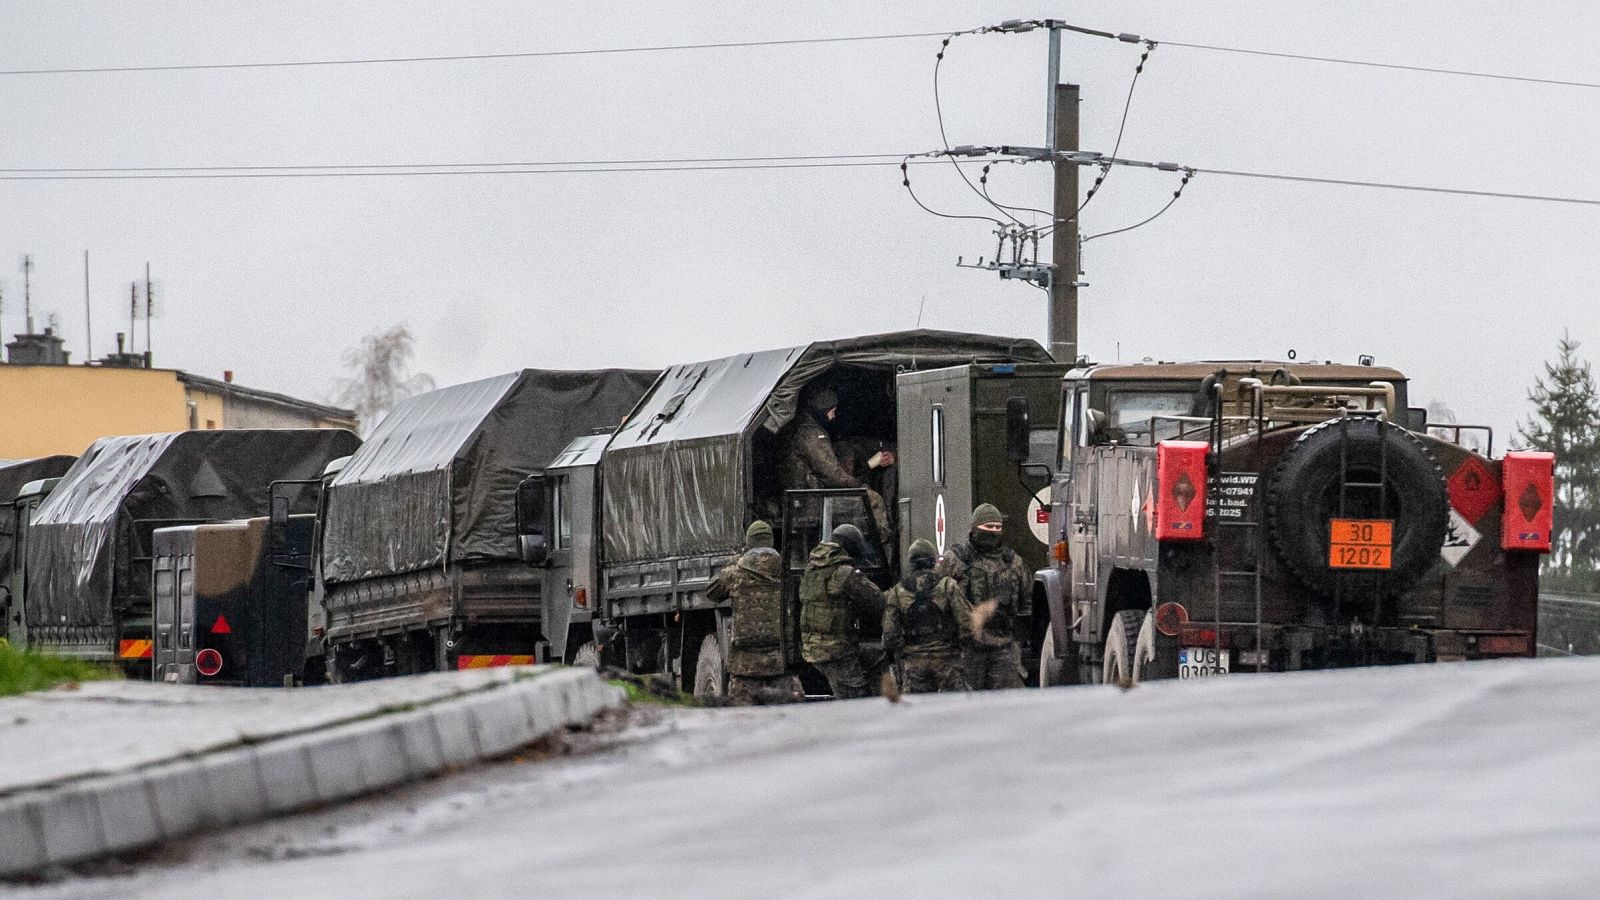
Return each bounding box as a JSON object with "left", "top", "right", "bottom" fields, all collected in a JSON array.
[{"left": 11, "top": 657, "right": 1600, "bottom": 900}]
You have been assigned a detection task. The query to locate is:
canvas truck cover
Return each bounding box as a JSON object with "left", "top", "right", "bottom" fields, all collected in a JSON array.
[
  {"left": 0, "top": 455, "right": 77, "bottom": 581},
  {"left": 25, "top": 429, "right": 359, "bottom": 629},
  {"left": 320, "top": 368, "right": 657, "bottom": 584},
  {"left": 602, "top": 329, "right": 1051, "bottom": 563}
]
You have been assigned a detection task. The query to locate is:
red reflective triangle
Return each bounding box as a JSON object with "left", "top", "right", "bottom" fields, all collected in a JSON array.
[{"left": 211, "top": 615, "right": 232, "bottom": 634}]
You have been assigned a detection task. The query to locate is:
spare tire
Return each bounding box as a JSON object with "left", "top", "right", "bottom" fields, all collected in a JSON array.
[{"left": 1266, "top": 417, "right": 1448, "bottom": 599}]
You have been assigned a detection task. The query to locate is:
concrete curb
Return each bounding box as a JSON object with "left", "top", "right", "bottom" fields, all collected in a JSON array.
[{"left": 0, "top": 667, "right": 623, "bottom": 877}]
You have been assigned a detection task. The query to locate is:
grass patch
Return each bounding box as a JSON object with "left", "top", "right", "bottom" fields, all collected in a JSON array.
[
  {"left": 0, "top": 641, "right": 120, "bottom": 697},
  {"left": 605, "top": 673, "right": 699, "bottom": 708}
]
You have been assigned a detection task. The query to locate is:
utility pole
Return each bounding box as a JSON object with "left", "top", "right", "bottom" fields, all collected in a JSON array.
[
  {"left": 143, "top": 261, "right": 152, "bottom": 362},
  {"left": 1050, "top": 81, "right": 1081, "bottom": 364},
  {"left": 22, "top": 254, "right": 34, "bottom": 334},
  {"left": 84, "top": 250, "right": 93, "bottom": 361}
]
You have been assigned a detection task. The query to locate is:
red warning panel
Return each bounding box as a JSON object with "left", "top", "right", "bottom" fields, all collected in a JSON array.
[
  {"left": 210, "top": 615, "right": 232, "bottom": 634},
  {"left": 1502, "top": 451, "right": 1554, "bottom": 552},
  {"left": 1447, "top": 457, "right": 1501, "bottom": 524}
]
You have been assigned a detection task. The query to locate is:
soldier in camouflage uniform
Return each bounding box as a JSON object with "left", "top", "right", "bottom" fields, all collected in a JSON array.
[
  {"left": 779, "top": 388, "right": 893, "bottom": 538},
  {"left": 705, "top": 521, "right": 798, "bottom": 705},
  {"left": 882, "top": 539, "right": 968, "bottom": 693},
  {"left": 799, "top": 523, "right": 885, "bottom": 699},
  {"left": 944, "top": 503, "right": 1034, "bottom": 691}
]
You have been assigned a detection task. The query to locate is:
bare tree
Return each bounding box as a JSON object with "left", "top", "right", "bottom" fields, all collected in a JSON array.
[{"left": 333, "top": 324, "right": 435, "bottom": 434}]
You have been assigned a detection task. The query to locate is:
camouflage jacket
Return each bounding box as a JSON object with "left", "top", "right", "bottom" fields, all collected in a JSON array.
[
  {"left": 882, "top": 569, "right": 965, "bottom": 660},
  {"left": 942, "top": 543, "right": 1033, "bottom": 649},
  {"left": 708, "top": 547, "right": 786, "bottom": 677},
  {"left": 798, "top": 541, "right": 883, "bottom": 663},
  {"left": 779, "top": 419, "right": 861, "bottom": 491}
]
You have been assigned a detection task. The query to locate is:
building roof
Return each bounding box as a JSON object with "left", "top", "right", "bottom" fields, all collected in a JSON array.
[{"left": 175, "top": 371, "right": 355, "bottom": 421}]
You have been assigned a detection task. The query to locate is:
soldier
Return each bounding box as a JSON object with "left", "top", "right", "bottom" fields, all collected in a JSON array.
[
  {"left": 944, "top": 503, "right": 1033, "bottom": 691},
  {"left": 780, "top": 388, "right": 894, "bottom": 538},
  {"left": 882, "top": 539, "right": 968, "bottom": 693},
  {"left": 799, "top": 523, "right": 885, "bottom": 699},
  {"left": 705, "top": 521, "right": 798, "bottom": 705}
]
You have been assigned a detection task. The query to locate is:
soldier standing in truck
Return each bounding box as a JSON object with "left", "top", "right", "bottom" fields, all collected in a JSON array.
[
  {"left": 882, "top": 539, "right": 969, "bottom": 693},
  {"left": 944, "top": 503, "right": 1033, "bottom": 690},
  {"left": 799, "top": 524, "right": 886, "bottom": 699},
  {"left": 780, "top": 388, "right": 894, "bottom": 537}
]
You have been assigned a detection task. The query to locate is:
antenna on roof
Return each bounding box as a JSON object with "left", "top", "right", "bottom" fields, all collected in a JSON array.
[
  {"left": 83, "top": 250, "right": 92, "bottom": 362},
  {"left": 22, "top": 254, "right": 34, "bottom": 334}
]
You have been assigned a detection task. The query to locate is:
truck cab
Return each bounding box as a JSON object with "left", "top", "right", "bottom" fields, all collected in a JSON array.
[{"left": 1037, "top": 361, "right": 1547, "bottom": 685}]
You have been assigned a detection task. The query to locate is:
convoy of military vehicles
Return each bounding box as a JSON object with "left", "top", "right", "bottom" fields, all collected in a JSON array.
[{"left": 0, "top": 329, "right": 1553, "bottom": 695}]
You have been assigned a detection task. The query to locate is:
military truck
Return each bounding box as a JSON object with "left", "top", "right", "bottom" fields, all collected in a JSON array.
[
  {"left": 23, "top": 429, "right": 359, "bottom": 675},
  {"left": 150, "top": 513, "right": 317, "bottom": 686},
  {"left": 1033, "top": 361, "right": 1549, "bottom": 685},
  {"left": 319, "top": 368, "right": 655, "bottom": 679},
  {"left": 518, "top": 330, "right": 1054, "bottom": 696},
  {"left": 0, "top": 456, "right": 77, "bottom": 644}
]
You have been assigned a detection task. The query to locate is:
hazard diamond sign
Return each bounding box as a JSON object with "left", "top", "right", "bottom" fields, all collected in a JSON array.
[{"left": 1447, "top": 457, "right": 1500, "bottom": 525}]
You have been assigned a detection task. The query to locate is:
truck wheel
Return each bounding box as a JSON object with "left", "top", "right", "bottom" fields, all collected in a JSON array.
[
  {"left": 1101, "top": 609, "right": 1142, "bottom": 686},
  {"left": 1131, "top": 611, "right": 1157, "bottom": 684},
  {"left": 1038, "top": 623, "right": 1068, "bottom": 687},
  {"left": 692, "top": 633, "right": 725, "bottom": 700},
  {"left": 571, "top": 642, "right": 600, "bottom": 669}
]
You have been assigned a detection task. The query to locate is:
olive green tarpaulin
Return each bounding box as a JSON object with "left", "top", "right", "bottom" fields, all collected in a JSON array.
[{"left": 602, "top": 330, "right": 1051, "bottom": 563}]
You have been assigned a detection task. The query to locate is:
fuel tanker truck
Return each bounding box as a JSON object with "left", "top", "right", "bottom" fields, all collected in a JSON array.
[{"left": 1030, "top": 361, "right": 1551, "bottom": 685}]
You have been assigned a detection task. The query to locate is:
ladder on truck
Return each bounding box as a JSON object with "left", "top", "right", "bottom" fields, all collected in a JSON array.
[{"left": 1205, "top": 386, "right": 1266, "bottom": 673}]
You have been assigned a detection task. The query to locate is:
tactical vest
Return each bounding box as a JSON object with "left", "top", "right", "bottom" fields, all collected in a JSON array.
[
  {"left": 731, "top": 575, "right": 782, "bottom": 652},
  {"left": 952, "top": 544, "right": 1021, "bottom": 640},
  {"left": 799, "top": 562, "right": 855, "bottom": 642},
  {"left": 900, "top": 571, "right": 944, "bottom": 646}
]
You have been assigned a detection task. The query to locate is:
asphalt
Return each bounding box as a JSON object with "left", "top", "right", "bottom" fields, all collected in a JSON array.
[{"left": 11, "top": 655, "right": 1598, "bottom": 899}]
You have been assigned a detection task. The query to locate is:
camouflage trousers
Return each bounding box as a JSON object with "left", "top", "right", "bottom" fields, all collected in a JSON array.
[
  {"left": 727, "top": 673, "right": 803, "bottom": 706},
  {"left": 963, "top": 642, "right": 1024, "bottom": 691},
  {"left": 898, "top": 654, "right": 969, "bottom": 693},
  {"left": 813, "top": 654, "right": 873, "bottom": 700}
]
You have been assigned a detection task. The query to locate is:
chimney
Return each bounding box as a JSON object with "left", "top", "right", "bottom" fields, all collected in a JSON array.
[{"left": 223, "top": 370, "right": 234, "bottom": 383}]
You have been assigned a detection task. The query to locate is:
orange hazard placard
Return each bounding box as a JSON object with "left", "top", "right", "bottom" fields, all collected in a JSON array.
[{"left": 1328, "top": 518, "right": 1393, "bottom": 570}]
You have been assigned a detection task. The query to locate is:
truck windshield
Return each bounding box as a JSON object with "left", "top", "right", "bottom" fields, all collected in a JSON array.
[{"left": 1107, "top": 390, "right": 1195, "bottom": 444}]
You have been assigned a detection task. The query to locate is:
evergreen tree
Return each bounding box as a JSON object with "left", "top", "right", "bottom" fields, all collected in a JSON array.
[{"left": 1520, "top": 333, "right": 1600, "bottom": 587}]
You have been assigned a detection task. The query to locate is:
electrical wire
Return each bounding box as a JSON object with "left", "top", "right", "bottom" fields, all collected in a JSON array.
[
  {"left": 1084, "top": 169, "right": 1192, "bottom": 242},
  {"left": 979, "top": 163, "right": 1052, "bottom": 219},
  {"left": 0, "top": 31, "right": 959, "bottom": 76},
  {"left": 0, "top": 153, "right": 916, "bottom": 175},
  {"left": 0, "top": 157, "right": 1002, "bottom": 181},
  {"left": 900, "top": 158, "right": 1012, "bottom": 225},
  {"left": 1155, "top": 39, "right": 1600, "bottom": 91},
  {"left": 933, "top": 31, "right": 1021, "bottom": 226},
  {"left": 1192, "top": 166, "right": 1600, "bottom": 207}
]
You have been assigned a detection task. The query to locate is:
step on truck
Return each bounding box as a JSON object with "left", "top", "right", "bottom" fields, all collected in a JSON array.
[
  {"left": 21, "top": 429, "right": 360, "bottom": 676},
  {"left": 318, "top": 368, "right": 656, "bottom": 680},
  {"left": 1034, "top": 361, "right": 1551, "bottom": 686},
  {"left": 515, "top": 330, "right": 1055, "bottom": 697}
]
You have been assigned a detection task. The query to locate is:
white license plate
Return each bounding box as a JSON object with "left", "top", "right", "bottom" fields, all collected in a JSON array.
[{"left": 1178, "top": 647, "right": 1230, "bottom": 678}]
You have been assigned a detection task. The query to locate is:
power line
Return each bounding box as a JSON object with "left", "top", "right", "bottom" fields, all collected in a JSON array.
[
  {"left": 1156, "top": 39, "right": 1600, "bottom": 91},
  {"left": 1192, "top": 165, "right": 1600, "bottom": 207},
  {"left": 0, "top": 31, "right": 955, "bottom": 76},
  {"left": 0, "top": 157, "right": 1004, "bottom": 181},
  {"left": 0, "top": 153, "right": 914, "bottom": 174}
]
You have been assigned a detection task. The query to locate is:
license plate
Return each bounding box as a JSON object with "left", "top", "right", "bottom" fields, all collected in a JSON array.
[
  {"left": 1328, "top": 518, "right": 1393, "bottom": 570},
  {"left": 1178, "top": 647, "right": 1229, "bottom": 678}
]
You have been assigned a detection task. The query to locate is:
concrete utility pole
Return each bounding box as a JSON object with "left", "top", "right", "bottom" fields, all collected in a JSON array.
[
  {"left": 1042, "top": 23, "right": 1080, "bottom": 363},
  {"left": 1050, "top": 82, "right": 1080, "bottom": 364}
]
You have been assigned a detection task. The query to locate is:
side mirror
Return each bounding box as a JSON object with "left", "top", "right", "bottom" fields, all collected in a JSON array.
[
  {"left": 516, "top": 474, "right": 549, "bottom": 567},
  {"left": 1407, "top": 406, "right": 1429, "bottom": 431},
  {"left": 1005, "top": 397, "right": 1031, "bottom": 463},
  {"left": 270, "top": 494, "right": 290, "bottom": 530}
]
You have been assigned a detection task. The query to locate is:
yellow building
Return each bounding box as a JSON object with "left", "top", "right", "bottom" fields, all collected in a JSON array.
[{"left": 0, "top": 335, "right": 355, "bottom": 458}]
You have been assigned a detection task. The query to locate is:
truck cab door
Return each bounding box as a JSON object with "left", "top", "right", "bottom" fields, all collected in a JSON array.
[{"left": 1065, "top": 385, "right": 1102, "bottom": 644}]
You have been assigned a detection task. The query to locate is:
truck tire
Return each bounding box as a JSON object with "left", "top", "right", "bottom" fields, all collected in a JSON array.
[
  {"left": 1101, "top": 609, "right": 1142, "bottom": 686},
  {"left": 1039, "top": 623, "right": 1068, "bottom": 687},
  {"left": 1266, "top": 417, "right": 1449, "bottom": 599},
  {"left": 1131, "top": 611, "right": 1157, "bottom": 684},
  {"left": 692, "top": 633, "right": 725, "bottom": 700}
]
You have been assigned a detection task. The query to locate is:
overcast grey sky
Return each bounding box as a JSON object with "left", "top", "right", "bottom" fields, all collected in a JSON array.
[{"left": 1, "top": 1, "right": 1595, "bottom": 443}]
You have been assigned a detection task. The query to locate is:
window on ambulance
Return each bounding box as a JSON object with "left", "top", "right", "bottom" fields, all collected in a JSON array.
[
  {"left": 1060, "top": 387, "right": 1083, "bottom": 468},
  {"left": 177, "top": 568, "right": 193, "bottom": 650},
  {"left": 1106, "top": 390, "right": 1195, "bottom": 445},
  {"left": 930, "top": 406, "right": 945, "bottom": 486},
  {"left": 552, "top": 475, "right": 572, "bottom": 551}
]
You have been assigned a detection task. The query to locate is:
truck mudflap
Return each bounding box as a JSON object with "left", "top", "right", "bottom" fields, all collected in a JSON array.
[{"left": 1146, "top": 620, "right": 1535, "bottom": 679}]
